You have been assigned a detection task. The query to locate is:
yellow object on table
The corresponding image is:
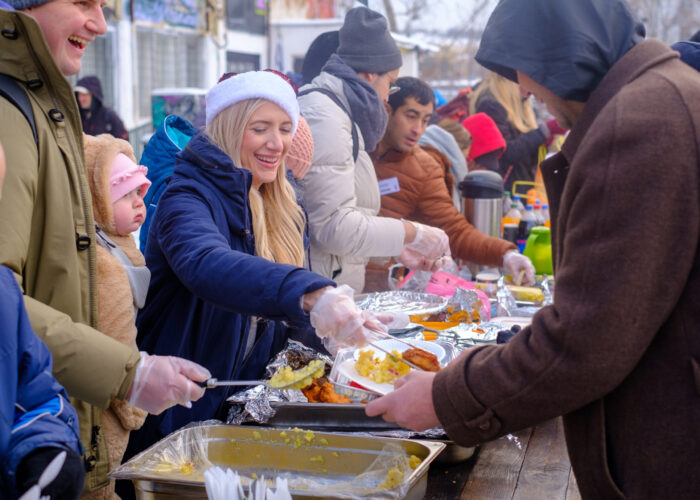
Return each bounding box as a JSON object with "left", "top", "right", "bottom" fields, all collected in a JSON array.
[{"left": 268, "top": 359, "right": 325, "bottom": 390}]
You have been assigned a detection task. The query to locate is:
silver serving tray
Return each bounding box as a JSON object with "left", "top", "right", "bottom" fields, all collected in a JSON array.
[
  {"left": 355, "top": 291, "right": 448, "bottom": 316},
  {"left": 265, "top": 402, "right": 401, "bottom": 431}
]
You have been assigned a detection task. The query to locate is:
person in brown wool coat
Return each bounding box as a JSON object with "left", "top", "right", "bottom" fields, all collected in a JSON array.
[{"left": 82, "top": 134, "right": 150, "bottom": 499}]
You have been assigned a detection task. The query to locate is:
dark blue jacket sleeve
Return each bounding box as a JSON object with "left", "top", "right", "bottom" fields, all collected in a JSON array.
[
  {"left": 0, "top": 267, "right": 81, "bottom": 491},
  {"left": 156, "top": 183, "right": 334, "bottom": 327}
]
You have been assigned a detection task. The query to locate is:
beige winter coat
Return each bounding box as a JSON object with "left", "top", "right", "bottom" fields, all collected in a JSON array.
[
  {"left": 298, "top": 72, "right": 405, "bottom": 292},
  {"left": 82, "top": 135, "right": 148, "bottom": 500},
  {"left": 0, "top": 8, "right": 139, "bottom": 493}
]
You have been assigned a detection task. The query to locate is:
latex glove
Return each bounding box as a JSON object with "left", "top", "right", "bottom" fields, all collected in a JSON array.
[
  {"left": 404, "top": 222, "right": 450, "bottom": 260},
  {"left": 372, "top": 311, "right": 410, "bottom": 330},
  {"left": 310, "top": 285, "right": 367, "bottom": 348},
  {"left": 127, "top": 352, "right": 211, "bottom": 415},
  {"left": 502, "top": 250, "right": 536, "bottom": 286},
  {"left": 365, "top": 371, "right": 440, "bottom": 432},
  {"left": 16, "top": 448, "right": 85, "bottom": 500}
]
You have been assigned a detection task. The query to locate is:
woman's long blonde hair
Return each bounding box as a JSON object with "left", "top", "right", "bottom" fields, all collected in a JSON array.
[
  {"left": 470, "top": 72, "right": 537, "bottom": 134},
  {"left": 205, "top": 99, "right": 306, "bottom": 266}
]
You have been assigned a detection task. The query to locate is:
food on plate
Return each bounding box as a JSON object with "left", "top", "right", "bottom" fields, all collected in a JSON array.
[
  {"left": 269, "top": 359, "right": 325, "bottom": 389},
  {"left": 355, "top": 349, "right": 410, "bottom": 384},
  {"left": 401, "top": 347, "right": 440, "bottom": 372},
  {"left": 301, "top": 378, "right": 352, "bottom": 404}
]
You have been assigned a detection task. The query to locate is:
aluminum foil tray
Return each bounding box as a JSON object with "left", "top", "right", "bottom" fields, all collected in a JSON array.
[
  {"left": 112, "top": 424, "right": 444, "bottom": 499},
  {"left": 355, "top": 291, "right": 448, "bottom": 316}
]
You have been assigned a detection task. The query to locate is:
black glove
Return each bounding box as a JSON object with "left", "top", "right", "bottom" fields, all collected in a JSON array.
[
  {"left": 15, "top": 447, "right": 85, "bottom": 500},
  {"left": 497, "top": 324, "right": 522, "bottom": 344}
]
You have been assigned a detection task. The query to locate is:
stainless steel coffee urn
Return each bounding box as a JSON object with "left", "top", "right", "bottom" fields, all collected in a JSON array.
[{"left": 459, "top": 170, "right": 504, "bottom": 239}]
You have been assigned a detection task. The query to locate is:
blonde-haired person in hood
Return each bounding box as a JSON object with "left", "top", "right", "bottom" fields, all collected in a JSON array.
[
  {"left": 82, "top": 134, "right": 151, "bottom": 499},
  {"left": 367, "top": 0, "right": 700, "bottom": 498}
]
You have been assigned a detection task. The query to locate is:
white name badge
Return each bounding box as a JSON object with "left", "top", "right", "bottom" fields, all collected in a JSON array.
[{"left": 378, "top": 177, "right": 400, "bottom": 196}]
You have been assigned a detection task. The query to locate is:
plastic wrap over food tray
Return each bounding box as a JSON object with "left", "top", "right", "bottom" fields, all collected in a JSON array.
[
  {"left": 355, "top": 291, "right": 448, "bottom": 316},
  {"left": 109, "top": 422, "right": 442, "bottom": 499}
]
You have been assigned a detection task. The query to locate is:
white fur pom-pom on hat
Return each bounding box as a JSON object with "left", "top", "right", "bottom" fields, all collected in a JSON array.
[{"left": 205, "top": 71, "right": 300, "bottom": 134}]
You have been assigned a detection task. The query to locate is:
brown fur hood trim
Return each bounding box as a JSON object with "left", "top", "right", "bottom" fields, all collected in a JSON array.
[{"left": 83, "top": 133, "right": 136, "bottom": 235}]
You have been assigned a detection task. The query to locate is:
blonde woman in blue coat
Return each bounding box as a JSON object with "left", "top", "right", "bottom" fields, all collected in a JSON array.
[{"left": 121, "top": 73, "right": 373, "bottom": 488}]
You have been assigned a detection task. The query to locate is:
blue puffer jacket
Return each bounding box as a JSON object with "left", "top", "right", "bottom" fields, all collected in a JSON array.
[
  {"left": 139, "top": 115, "right": 195, "bottom": 250},
  {"left": 0, "top": 266, "right": 81, "bottom": 496},
  {"left": 129, "top": 131, "right": 334, "bottom": 456}
]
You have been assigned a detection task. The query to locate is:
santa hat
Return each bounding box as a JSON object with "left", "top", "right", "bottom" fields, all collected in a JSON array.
[
  {"left": 206, "top": 71, "right": 299, "bottom": 134},
  {"left": 461, "top": 113, "right": 506, "bottom": 162}
]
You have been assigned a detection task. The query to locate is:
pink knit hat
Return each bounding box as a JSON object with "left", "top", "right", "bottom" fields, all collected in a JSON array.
[
  {"left": 286, "top": 116, "right": 314, "bottom": 180},
  {"left": 110, "top": 153, "right": 151, "bottom": 203}
]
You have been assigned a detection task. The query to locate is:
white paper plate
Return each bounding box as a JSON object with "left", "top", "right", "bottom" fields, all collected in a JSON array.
[
  {"left": 336, "top": 340, "right": 446, "bottom": 396},
  {"left": 353, "top": 339, "right": 446, "bottom": 363}
]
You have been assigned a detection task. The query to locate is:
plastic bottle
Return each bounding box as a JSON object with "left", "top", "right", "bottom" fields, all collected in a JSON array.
[
  {"left": 501, "top": 203, "right": 522, "bottom": 242},
  {"left": 541, "top": 204, "right": 551, "bottom": 227},
  {"left": 533, "top": 199, "right": 545, "bottom": 226},
  {"left": 516, "top": 205, "right": 537, "bottom": 252},
  {"left": 502, "top": 190, "right": 512, "bottom": 214},
  {"left": 502, "top": 203, "right": 521, "bottom": 226},
  {"left": 512, "top": 194, "right": 525, "bottom": 213}
]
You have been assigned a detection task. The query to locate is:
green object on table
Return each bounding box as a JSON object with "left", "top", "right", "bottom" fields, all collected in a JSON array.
[{"left": 523, "top": 226, "right": 553, "bottom": 275}]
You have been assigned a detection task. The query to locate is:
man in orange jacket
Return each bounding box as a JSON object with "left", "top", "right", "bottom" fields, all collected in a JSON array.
[{"left": 369, "top": 76, "right": 534, "bottom": 289}]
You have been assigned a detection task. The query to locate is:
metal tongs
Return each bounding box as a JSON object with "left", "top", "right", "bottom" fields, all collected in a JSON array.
[
  {"left": 200, "top": 366, "right": 320, "bottom": 390},
  {"left": 365, "top": 327, "right": 433, "bottom": 372}
]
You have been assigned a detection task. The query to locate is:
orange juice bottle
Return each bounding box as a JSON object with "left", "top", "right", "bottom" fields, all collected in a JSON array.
[{"left": 501, "top": 202, "right": 521, "bottom": 233}]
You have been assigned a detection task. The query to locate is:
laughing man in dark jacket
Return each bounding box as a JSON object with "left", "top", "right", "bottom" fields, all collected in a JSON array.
[{"left": 366, "top": 1, "right": 700, "bottom": 498}]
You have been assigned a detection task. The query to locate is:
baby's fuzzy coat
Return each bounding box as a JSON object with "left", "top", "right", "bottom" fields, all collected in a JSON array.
[{"left": 82, "top": 134, "right": 148, "bottom": 500}]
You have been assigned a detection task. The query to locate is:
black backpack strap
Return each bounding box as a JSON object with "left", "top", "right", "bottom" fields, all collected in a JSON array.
[
  {"left": 298, "top": 87, "right": 359, "bottom": 163},
  {"left": 0, "top": 74, "right": 37, "bottom": 145}
]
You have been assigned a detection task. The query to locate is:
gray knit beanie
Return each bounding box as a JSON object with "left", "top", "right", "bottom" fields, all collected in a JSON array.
[
  {"left": 337, "top": 7, "right": 402, "bottom": 74},
  {"left": 5, "top": 0, "right": 53, "bottom": 9}
]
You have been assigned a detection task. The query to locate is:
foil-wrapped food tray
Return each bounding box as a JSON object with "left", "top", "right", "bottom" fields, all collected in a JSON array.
[
  {"left": 355, "top": 291, "right": 448, "bottom": 316},
  {"left": 110, "top": 423, "right": 444, "bottom": 499}
]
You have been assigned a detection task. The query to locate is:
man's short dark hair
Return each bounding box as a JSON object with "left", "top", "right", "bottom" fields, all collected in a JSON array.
[
  {"left": 388, "top": 76, "right": 434, "bottom": 113},
  {"left": 691, "top": 30, "right": 700, "bottom": 43}
]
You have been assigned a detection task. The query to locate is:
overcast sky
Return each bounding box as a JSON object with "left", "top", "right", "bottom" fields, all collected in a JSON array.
[{"left": 365, "top": 0, "right": 498, "bottom": 33}]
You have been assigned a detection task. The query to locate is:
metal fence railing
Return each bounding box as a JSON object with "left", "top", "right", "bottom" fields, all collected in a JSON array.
[{"left": 128, "top": 121, "right": 154, "bottom": 162}]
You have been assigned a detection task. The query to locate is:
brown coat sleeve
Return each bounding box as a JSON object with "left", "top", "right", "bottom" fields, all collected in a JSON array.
[
  {"left": 377, "top": 147, "right": 514, "bottom": 266},
  {"left": 432, "top": 66, "right": 700, "bottom": 448}
]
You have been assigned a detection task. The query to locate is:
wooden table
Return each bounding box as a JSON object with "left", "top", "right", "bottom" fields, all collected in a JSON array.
[{"left": 425, "top": 417, "right": 581, "bottom": 499}]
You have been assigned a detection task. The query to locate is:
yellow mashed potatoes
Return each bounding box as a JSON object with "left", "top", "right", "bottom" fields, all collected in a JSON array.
[
  {"left": 269, "top": 359, "right": 325, "bottom": 389},
  {"left": 378, "top": 467, "right": 404, "bottom": 489},
  {"left": 355, "top": 350, "right": 410, "bottom": 384}
]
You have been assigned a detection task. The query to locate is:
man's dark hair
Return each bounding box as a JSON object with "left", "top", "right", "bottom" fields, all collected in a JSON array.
[
  {"left": 388, "top": 76, "right": 434, "bottom": 113},
  {"left": 691, "top": 30, "right": 700, "bottom": 43}
]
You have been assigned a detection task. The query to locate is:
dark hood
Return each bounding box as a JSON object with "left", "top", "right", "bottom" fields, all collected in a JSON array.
[
  {"left": 76, "top": 75, "right": 104, "bottom": 103},
  {"left": 475, "top": 0, "right": 646, "bottom": 101}
]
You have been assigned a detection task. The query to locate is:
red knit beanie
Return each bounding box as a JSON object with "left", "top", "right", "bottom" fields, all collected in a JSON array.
[{"left": 461, "top": 112, "right": 506, "bottom": 162}]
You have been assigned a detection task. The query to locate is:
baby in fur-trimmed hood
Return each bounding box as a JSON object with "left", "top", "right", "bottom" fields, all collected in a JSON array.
[{"left": 82, "top": 133, "right": 150, "bottom": 500}]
